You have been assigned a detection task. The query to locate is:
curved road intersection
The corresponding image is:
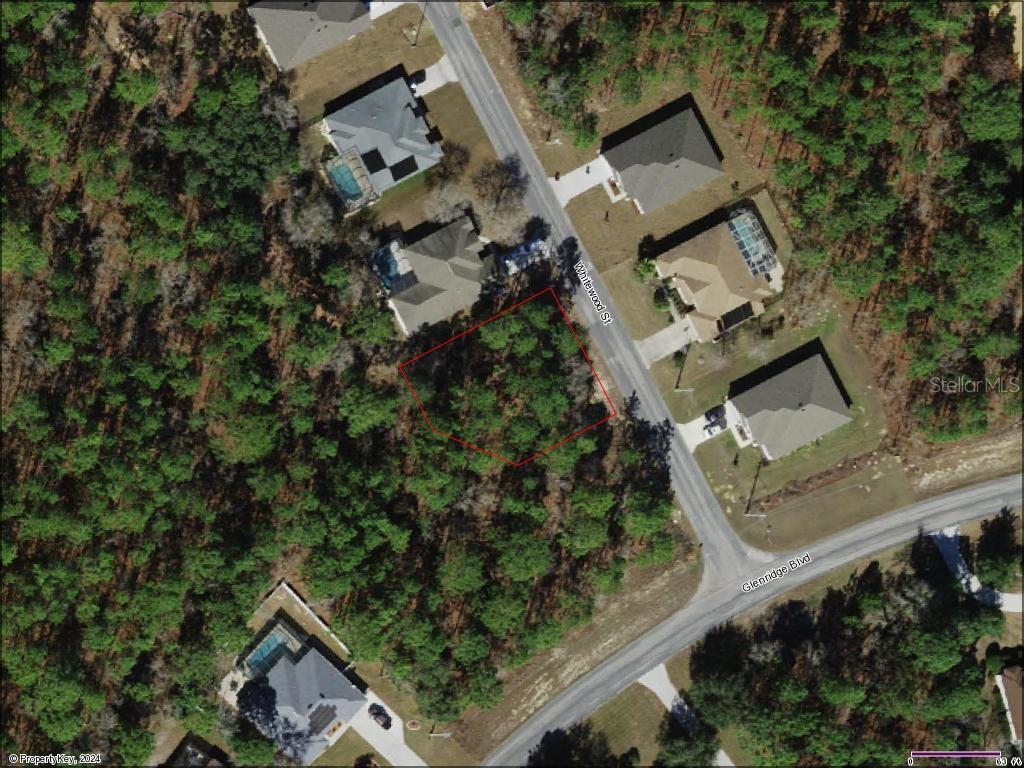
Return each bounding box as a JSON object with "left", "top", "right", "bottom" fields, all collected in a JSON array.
[
  {"left": 420, "top": 4, "right": 1024, "bottom": 764},
  {"left": 485, "top": 473, "right": 1022, "bottom": 765}
]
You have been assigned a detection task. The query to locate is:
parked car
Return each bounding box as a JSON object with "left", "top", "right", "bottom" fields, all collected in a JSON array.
[
  {"left": 703, "top": 420, "right": 725, "bottom": 439},
  {"left": 704, "top": 405, "right": 726, "bottom": 424},
  {"left": 368, "top": 703, "right": 392, "bottom": 730}
]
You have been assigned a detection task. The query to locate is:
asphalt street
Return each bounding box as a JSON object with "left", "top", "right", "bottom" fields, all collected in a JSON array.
[
  {"left": 485, "top": 473, "right": 1023, "bottom": 765},
  {"left": 422, "top": 4, "right": 1024, "bottom": 765},
  {"left": 423, "top": 1, "right": 759, "bottom": 581}
]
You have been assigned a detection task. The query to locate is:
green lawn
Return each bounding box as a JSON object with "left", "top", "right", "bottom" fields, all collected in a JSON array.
[
  {"left": 653, "top": 307, "right": 902, "bottom": 547},
  {"left": 718, "top": 453, "right": 916, "bottom": 550},
  {"left": 313, "top": 729, "right": 388, "bottom": 767},
  {"left": 652, "top": 306, "right": 837, "bottom": 423},
  {"left": 586, "top": 683, "right": 667, "bottom": 766},
  {"left": 351, "top": 662, "right": 478, "bottom": 766},
  {"left": 288, "top": 3, "right": 445, "bottom": 124},
  {"left": 373, "top": 82, "right": 502, "bottom": 233},
  {"left": 588, "top": 662, "right": 758, "bottom": 768},
  {"left": 373, "top": 170, "right": 432, "bottom": 230},
  {"left": 601, "top": 261, "right": 672, "bottom": 340}
]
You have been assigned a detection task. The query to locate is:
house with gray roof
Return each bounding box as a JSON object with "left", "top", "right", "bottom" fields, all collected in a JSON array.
[
  {"left": 375, "top": 214, "right": 494, "bottom": 336},
  {"left": 727, "top": 340, "right": 852, "bottom": 460},
  {"left": 321, "top": 76, "right": 443, "bottom": 207},
  {"left": 599, "top": 95, "right": 723, "bottom": 214},
  {"left": 249, "top": 1, "right": 371, "bottom": 71},
  {"left": 239, "top": 619, "right": 366, "bottom": 765}
]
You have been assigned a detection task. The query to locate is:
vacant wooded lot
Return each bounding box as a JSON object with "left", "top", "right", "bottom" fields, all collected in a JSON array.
[{"left": 401, "top": 288, "right": 614, "bottom": 465}]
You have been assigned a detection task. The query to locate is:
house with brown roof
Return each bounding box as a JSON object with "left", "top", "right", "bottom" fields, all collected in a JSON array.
[{"left": 655, "top": 206, "right": 783, "bottom": 341}]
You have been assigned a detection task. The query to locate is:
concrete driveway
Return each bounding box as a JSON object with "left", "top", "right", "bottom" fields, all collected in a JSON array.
[
  {"left": 369, "top": 0, "right": 410, "bottom": 20},
  {"left": 677, "top": 417, "right": 712, "bottom": 452},
  {"left": 414, "top": 54, "right": 458, "bottom": 97},
  {"left": 349, "top": 690, "right": 427, "bottom": 767},
  {"left": 932, "top": 526, "right": 1023, "bottom": 613},
  {"left": 636, "top": 316, "right": 699, "bottom": 367},
  {"left": 548, "top": 155, "right": 613, "bottom": 207},
  {"left": 637, "top": 664, "right": 736, "bottom": 767}
]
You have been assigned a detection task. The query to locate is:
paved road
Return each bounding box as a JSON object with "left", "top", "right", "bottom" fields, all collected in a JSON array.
[
  {"left": 422, "top": 5, "right": 1024, "bottom": 765},
  {"left": 424, "top": 1, "right": 759, "bottom": 582},
  {"left": 486, "top": 473, "right": 1023, "bottom": 765}
]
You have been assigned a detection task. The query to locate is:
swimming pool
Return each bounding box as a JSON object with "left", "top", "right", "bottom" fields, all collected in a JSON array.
[
  {"left": 327, "top": 160, "right": 363, "bottom": 202},
  {"left": 247, "top": 629, "right": 288, "bottom": 675}
]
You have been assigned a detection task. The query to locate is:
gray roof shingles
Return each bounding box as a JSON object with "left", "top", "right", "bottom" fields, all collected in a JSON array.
[
  {"left": 323, "top": 78, "right": 443, "bottom": 195},
  {"left": 248, "top": 1, "right": 371, "bottom": 71},
  {"left": 388, "top": 216, "right": 493, "bottom": 334},
  {"left": 264, "top": 645, "right": 366, "bottom": 764},
  {"left": 730, "top": 352, "right": 852, "bottom": 459},
  {"left": 602, "top": 105, "right": 723, "bottom": 213}
]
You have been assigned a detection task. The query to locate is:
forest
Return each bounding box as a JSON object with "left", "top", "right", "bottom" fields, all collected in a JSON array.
[
  {"left": 679, "top": 520, "right": 1021, "bottom": 766},
  {"left": 0, "top": 2, "right": 681, "bottom": 761},
  {"left": 527, "top": 513, "right": 1023, "bottom": 766},
  {"left": 499, "top": 0, "right": 1023, "bottom": 443},
  {"left": 401, "top": 287, "right": 614, "bottom": 465}
]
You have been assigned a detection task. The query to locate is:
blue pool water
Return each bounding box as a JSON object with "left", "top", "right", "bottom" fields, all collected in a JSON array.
[
  {"left": 327, "top": 161, "right": 363, "bottom": 201},
  {"left": 247, "top": 630, "right": 287, "bottom": 675},
  {"left": 372, "top": 247, "right": 398, "bottom": 289}
]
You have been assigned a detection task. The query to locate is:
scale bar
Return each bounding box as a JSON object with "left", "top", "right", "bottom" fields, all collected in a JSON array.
[{"left": 910, "top": 752, "right": 1002, "bottom": 758}]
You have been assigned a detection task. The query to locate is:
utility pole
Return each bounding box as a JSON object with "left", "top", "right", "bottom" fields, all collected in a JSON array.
[
  {"left": 412, "top": 2, "right": 426, "bottom": 47},
  {"left": 672, "top": 349, "right": 688, "bottom": 390},
  {"left": 744, "top": 455, "right": 767, "bottom": 517},
  {"left": 428, "top": 723, "right": 452, "bottom": 738}
]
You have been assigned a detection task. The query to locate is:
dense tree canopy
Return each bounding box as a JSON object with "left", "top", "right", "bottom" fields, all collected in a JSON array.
[
  {"left": 687, "top": 539, "right": 1008, "bottom": 764},
  {"left": 502, "top": 0, "right": 1022, "bottom": 441},
  {"left": 1, "top": 1, "right": 682, "bottom": 759}
]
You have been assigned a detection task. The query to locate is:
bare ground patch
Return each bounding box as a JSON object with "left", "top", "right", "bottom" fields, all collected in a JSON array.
[
  {"left": 451, "top": 540, "right": 702, "bottom": 759},
  {"left": 909, "top": 426, "right": 1023, "bottom": 496}
]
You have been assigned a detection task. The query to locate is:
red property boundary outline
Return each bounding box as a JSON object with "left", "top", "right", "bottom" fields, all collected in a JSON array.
[{"left": 398, "top": 286, "right": 619, "bottom": 467}]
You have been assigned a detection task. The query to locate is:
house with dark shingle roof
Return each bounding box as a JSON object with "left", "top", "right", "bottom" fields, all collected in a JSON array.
[
  {"left": 238, "top": 617, "right": 366, "bottom": 765},
  {"left": 249, "top": 1, "right": 371, "bottom": 71},
  {"left": 726, "top": 339, "right": 852, "bottom": 461},
  {"left": 599, "top": 95, "right": 723, "bottom": 214},
  {"left": 321, "top": 75, "right": 443, "bottom": 203},
  {"left": 375, "top": 213, "right": 495, "bottom": 336},
  {"left": 160, "top": 733, "right": 230, "bottom": 767}
]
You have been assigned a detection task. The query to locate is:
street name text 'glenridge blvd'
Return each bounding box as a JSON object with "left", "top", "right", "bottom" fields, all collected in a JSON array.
[
  {"left": 742, "top": 552, "right": 812, "bottom": 593},
  {"left": 574, "top": 260, "right": 613, "bottom": 325}
]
